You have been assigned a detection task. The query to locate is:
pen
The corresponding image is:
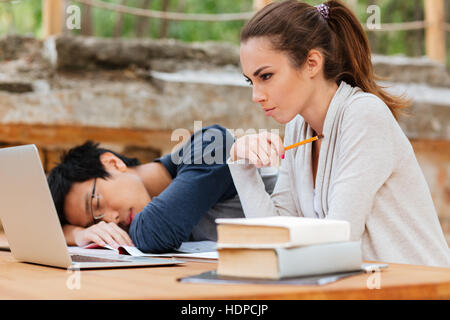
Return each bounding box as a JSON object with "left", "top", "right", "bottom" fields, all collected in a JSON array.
[{"left": 281, "top": 135, "right": 324, "bottom": 159}]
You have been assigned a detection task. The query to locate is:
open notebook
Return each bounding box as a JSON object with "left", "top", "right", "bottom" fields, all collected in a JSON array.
[{"left": 68, "top": 240, "right": 219, "bottom": 262}]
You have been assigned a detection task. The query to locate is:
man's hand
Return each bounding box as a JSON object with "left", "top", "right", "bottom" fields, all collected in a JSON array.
[{"left": 64, "top": 222, "right": 134, "bottom": 248}]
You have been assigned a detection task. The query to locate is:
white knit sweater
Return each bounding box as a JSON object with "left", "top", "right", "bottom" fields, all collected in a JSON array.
[{"left": 228, "top": 81, "right": 450, "bottom": 267}]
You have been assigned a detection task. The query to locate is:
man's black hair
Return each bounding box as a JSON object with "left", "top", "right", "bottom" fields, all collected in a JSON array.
[{"left": 47, "top": 141, "right": 140, "bottom": 226}]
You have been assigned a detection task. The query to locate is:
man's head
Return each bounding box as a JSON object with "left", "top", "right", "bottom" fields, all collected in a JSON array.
[{"left": 47, "top": 141, "right": 151, "bottom": 230}]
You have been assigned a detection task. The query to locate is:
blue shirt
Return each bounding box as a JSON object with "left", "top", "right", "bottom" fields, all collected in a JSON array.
[{"left": 129, "top": 125, "right": 237, "bottom": 253}]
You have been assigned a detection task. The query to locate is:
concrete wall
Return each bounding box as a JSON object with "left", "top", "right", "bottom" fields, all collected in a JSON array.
[{"left": 0, "top": 35, "right": 449, "bottom": 245}]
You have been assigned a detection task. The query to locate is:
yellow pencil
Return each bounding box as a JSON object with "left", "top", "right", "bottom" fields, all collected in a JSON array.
[{"left": 281, "top": 135, "right": 324, "bottom": 159}]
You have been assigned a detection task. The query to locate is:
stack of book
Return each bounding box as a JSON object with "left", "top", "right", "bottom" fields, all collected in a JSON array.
[{"left": 215, "top": 216, "right": 362, "bottom": 280}]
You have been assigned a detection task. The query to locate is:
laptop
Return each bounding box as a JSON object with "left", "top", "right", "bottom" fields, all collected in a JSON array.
[{"left": 0, "top": 144, "right": 182, "bottom": 269}]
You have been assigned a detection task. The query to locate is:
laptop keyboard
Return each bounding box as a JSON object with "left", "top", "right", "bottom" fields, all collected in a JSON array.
[{"left": 71, "top": 254, "right": 129, "bottom": 263}]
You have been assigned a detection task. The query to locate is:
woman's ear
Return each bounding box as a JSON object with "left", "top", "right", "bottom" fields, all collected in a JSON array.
[
  {"left": 306, "top": 49, "right": 323, "bottom": 77},
  {"left": 99, "top": 152, "right": 127, "bottom": 173}
]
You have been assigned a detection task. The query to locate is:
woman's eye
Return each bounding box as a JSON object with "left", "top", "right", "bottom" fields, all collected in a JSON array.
[
  {"left": 261, "top": 73, "right": 273, "bottom": 81},
  {"left": 245, "top": 78, "right": 253, "bottom": 86}
]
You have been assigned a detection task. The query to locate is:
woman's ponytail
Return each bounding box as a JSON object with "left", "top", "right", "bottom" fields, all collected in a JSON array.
[{"left": 324, "top": 0, "right": 410, "bottom": 119}]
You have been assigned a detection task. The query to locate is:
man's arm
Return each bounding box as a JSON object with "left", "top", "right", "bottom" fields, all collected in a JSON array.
[{"left": 129, "top": 125, "right": 236, "bottom": 253}]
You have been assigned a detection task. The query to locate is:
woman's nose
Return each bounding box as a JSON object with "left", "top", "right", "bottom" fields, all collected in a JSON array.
[{"left": 252, "top": 86, "right": 267, "bottom": 104}]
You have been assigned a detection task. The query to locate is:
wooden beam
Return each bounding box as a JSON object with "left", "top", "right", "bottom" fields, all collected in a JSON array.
[
  {"left": 0, "top": 124, "right": 183, "bottom": 155},
  {"left": 136, "top": 0, "right": 152, "bottom": 37},
  {"left": 253, "top": 0, "right": 273, "bottom": 11},
  {"left": 345, "top": 0, "right": 358, "bottom": 12},
  {"left": 43, "top": 0, "right": 63, "bottom": 37},
  {"left": 81, "top": 3, "right": 93, "bottom": 36},
  {"left": 424, "top": 0, "right": 446, "bottom": 64},
  {"left": 113, "top": 0, "right": 127, "bottom": 37},
  {"left": 159, "top": 0, "right": 170, "bottom": 39}
]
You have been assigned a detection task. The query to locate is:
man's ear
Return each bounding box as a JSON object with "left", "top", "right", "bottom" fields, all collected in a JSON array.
[{"left": 99, "top": 152, "right": 127, "bottom": 173}]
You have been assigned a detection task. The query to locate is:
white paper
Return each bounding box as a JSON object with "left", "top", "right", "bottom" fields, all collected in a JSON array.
[{"left": 70, "top": 241, "right": 219, "bottom": 260}]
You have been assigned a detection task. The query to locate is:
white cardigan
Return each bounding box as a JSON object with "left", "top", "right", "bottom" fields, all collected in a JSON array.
[{"left": 228, "top": 81, "right": 450, "bottom": 267}]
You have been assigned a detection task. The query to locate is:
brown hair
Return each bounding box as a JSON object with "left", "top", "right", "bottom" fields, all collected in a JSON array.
[{"left": 241, "top": 0, "right": 410, "bottom": 120}]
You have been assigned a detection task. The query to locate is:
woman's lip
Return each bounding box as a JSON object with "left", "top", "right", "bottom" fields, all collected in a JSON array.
[{"left": 264, "top": 107, "right": 276, "bottom": 116}]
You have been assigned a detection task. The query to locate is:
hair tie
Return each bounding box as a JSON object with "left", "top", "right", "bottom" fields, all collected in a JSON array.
[{"left": 315, "top": 3, "right": 330, "bottom": 20}]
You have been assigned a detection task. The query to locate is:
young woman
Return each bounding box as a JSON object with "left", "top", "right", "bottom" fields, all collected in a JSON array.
[{"left": 228, "top": 0, "right": 449, "bottom": 266}]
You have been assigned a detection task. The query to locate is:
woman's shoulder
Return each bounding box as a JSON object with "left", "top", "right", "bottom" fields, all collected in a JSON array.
[
  {"left": 343, "top": 90, "right": 396, "bottom": 126},
  {"left": 339, "top": 89, "right": 410, "bottom": 155}
]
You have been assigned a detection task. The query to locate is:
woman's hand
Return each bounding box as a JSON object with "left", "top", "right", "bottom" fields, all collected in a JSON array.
[
  {"left": 230, "top": 132, "right": 284, "bottom": 168},
  {"left": 64, "top": 222, "right": 134, "bottom": 248}
]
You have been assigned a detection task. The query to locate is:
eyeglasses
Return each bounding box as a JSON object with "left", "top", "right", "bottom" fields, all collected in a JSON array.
[{"left": 90, "top": 177, "right": 105, "bottom": 221}]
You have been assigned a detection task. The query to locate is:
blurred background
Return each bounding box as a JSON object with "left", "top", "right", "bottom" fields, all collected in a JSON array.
[
  {"left": 1, "top": 0, "right": 449, "bottom": 64},
  {"left": 0, "top": 0, "right": 449, "bottom": 245}
]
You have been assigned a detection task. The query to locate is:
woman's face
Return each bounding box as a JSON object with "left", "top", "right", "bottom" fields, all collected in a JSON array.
[{"left": 240, "top": 37, "right": 314, "bottom": 124}]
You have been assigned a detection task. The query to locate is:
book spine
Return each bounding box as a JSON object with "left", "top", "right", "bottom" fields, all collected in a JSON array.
[{"left": 277, "top": 241, "right": 362, "bottom": 278}]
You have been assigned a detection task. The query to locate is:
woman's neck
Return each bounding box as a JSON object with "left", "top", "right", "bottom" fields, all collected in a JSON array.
[{"left": 301, "top": 80, "right": 338, "bottom": 136}]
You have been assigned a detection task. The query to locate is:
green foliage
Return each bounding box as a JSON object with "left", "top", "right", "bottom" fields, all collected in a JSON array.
[
  {"left": 356, "top": 0, "right": 426, "bottom": 57},
  {"left": 85, "top": 0, "right": 253, "bottom": 43},
  {"left": 0, "top": 0, "right": 43, "bottom": 37},
  {"left": 0, "top": 0, "right": 448, "bottom": 66}
]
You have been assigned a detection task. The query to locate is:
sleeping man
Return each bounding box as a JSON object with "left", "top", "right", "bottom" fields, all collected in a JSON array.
[{"left": 47, "top": 125, "right": 276, "bottom": 253}]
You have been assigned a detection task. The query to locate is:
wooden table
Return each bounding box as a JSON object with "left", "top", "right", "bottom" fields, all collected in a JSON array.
[{"left": 0, "top": 233, "right": 449, "bottom": 300}]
